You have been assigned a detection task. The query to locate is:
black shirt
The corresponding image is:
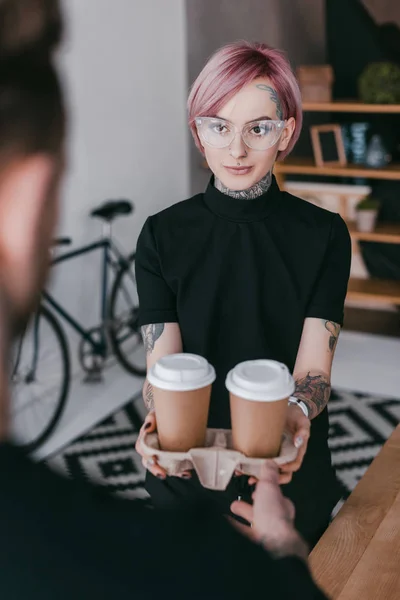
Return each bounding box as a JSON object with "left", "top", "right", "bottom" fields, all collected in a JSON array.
[
  {"left": 135, "top": 176, "right": 351, "bottom": 544},
  {"left": 0, "top": 443, "right": 326, "bottom": 599}
]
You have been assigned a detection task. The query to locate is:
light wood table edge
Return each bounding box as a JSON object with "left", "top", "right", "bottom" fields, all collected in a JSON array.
[{"left": 309, "top": 425, "right": 400, "bottom": 598}]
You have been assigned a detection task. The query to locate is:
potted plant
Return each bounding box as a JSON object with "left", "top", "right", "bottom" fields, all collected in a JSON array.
[{"left": 355, "top": 196, "right": 381, "bottom": 233}]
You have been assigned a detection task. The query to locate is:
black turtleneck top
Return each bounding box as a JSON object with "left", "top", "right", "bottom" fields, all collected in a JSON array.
[{"left": 135, "top": 176, "right": 351, "bottom": 544}]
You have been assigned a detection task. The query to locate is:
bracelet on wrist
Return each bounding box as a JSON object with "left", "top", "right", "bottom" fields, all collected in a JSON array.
[{"left": 288, "top": 396, "right": 309, "bottom": 418}]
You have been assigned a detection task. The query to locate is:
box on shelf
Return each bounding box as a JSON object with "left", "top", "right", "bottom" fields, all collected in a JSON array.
[{"left": 296, "top": 65, "right": 334, "bottom": 103}]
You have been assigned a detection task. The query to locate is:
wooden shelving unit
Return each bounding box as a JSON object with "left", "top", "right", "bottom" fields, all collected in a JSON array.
[
  {"left": 347, "top": 278, "right": 400, "bottom": 305},
  {"left": 276, "top": 100, "right": 400, "bottom": 306},
  {"left": 302, "top": 100, "right": 400, "bottom": 114},
  {"left": 347, "top": 222, "right": 400, "bottom": 244},
  {"left": 275, "top": 157, "right": 400, "bottom": 181}
]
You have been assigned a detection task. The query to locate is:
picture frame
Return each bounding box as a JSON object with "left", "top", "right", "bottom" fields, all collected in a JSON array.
[{"left": 310, "top": 124, "right": 347, "bottom": 167}]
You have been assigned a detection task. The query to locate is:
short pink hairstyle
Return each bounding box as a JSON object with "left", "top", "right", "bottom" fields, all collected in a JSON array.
[{"left": 188, "top": 41, "right": 302, "bottom": 161}]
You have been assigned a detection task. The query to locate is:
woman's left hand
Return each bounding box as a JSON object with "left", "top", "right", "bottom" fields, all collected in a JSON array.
[
  {"left": 278, "top": 404, "right": 311, "bottom": 484},
  {"left": 247, "top": 404, "right": 311, "bottom": 486}
]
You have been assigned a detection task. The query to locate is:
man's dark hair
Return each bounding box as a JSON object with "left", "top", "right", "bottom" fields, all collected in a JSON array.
[
  {"left": 0, "top": 0, "right": 65, "bottom": 162},
  {"left": 0, "top": 0, "right": 62, "bottom": 61}
]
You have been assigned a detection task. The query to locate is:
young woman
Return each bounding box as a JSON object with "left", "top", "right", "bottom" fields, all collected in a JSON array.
[{"left": 135, "top": 41, "right": 351, "bottom": 548}]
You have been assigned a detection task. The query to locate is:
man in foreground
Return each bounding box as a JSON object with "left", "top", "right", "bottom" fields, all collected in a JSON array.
[{"left": 0, "top": 0, "right": 326, "bottom": 597}]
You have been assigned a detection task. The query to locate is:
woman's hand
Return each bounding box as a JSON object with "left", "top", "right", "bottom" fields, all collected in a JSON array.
[
  {"left": 238, "top": 404, "right": 311, "bottom": 486},
  {"left": 278, "top": 403, "right": 311, "bottom": 484},
  {"left": 135, "top": 412, "right": 192, "bottom": 480},
  {"left": 135, "top": 412, "right": 167, "bottom": 479}
]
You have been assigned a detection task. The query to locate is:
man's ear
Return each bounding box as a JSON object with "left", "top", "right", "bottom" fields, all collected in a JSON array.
[
  {"left": 0, "top": 155, "right": 56, "bottom": 303},
  {"left": 278, "top": 117, "right": 296, "bottom": 152}
]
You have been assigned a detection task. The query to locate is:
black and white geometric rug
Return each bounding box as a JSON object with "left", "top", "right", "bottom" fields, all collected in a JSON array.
[{"left": 46, "top": 389, "right": 400, "bottom": 503}]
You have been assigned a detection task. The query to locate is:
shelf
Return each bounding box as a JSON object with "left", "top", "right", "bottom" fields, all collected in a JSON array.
[
  {"left": 302, "top": 100, "right": 400, "bottom": 113},
  {"left": 347, "top": 278, "right": 400, "bottom": 305},
  {"left": 348, "top": 222, "right": 400, "bottom": 244},
  {"left": 274, "top": 158, "right": 400, "bottom": 180}
]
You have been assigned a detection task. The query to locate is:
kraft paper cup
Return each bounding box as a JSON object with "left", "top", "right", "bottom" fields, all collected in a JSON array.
[
  {"left": 148, "top": 353, "right": 216, "bottom": 452},
  {"left": 226, "top": 360, "right": 295, "bottom": 458}
]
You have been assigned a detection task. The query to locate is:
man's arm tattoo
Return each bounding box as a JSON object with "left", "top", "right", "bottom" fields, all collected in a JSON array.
[
  {"left": 144, "top": 382, "right": 154, "bottom": 412},
  {"left": 294, "top": 371, "right": 331, "bottom": 420},
  {"left": 255, "top": 84, "right": 283, "bottom": 120},
  {"left": 324, "top": 320, "right": 341, "bottom": 353},
  {"left": 141, "top": 323, "right": 165, "bottom": 355}
]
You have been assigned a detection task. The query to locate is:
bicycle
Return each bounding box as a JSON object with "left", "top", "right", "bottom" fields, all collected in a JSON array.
[{"left": 11, "top": 199, "right": 146, "bottom": 453}]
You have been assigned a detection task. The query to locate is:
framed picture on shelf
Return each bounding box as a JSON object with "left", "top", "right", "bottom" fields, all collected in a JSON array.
[{"left": 310, "top": 124, "right": 347, "bottom": 167}]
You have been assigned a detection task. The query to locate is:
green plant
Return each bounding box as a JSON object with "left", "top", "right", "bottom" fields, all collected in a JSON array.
[
  {"left": 356, "top": 196, "right": 381, "bottom": 211},
  {"left": 358, "top": 62, "right": 400, "bottom": 104}
]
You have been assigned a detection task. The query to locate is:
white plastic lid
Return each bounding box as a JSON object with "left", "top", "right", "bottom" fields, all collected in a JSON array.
[
  {"left": 225, "top": 360, "right": 295, "bottom": 402},
  {"left": 148, "top": 353, "right": 216, "bottom": 392}
]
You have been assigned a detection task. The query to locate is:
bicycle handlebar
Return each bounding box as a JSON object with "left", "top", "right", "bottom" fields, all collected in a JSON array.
[{"left": 52, "top": 237, "right": 72, "bottom": 247}]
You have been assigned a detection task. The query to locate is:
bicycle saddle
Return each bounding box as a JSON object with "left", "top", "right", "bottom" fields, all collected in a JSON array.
[{"left": 90, "top": 200, "right": 133, "bottom": 222}]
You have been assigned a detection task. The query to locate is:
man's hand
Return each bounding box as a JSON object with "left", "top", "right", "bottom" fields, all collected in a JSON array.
[
  {"left": 230, "top": 461, "right": 308, "bottom": 561},
  {"left": 231, "top": 461, "right": 295, "bottom": 536}
]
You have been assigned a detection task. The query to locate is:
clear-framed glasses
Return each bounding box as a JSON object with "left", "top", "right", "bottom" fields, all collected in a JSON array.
[{"left": 195, "top": 116, "right": 286, "bottom": 151}]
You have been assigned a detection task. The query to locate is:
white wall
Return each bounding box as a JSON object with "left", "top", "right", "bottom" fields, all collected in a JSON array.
[{"left": 51, "top": 0, "right": 189, "bottom": 351}]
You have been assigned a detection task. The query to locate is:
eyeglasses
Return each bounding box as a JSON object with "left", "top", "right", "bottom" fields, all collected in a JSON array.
[{"left": 195, "top": 116, "right": 286, "bottom": 151}]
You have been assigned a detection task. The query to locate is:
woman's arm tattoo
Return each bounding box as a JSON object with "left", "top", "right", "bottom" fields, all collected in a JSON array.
[
  {"left": 294, "top": 371, "right": 331, "bottom": 420},
  {"left": 324, "top": 320, "right": 341, "bottom": 352},
  {"left": 141, "top": 323, "right": 165, "bottom": 355},
  {"left": 144, "top": 382, "right": 154, "bottom": 412}
]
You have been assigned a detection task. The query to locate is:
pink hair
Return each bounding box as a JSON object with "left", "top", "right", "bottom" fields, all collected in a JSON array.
[{"left": 187, "top": 41, "right": 302, "bottom": 161}]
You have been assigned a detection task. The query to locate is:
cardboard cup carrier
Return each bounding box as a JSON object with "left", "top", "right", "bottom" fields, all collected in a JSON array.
[{"left": 144, "top": 355, "right": 297, "bottom": 491}]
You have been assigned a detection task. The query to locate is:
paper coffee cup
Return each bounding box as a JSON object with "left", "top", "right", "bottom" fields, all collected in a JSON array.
[
  {"left": 226, "top": 360, "right": 295, "bottom": 458},
  {"left": 148, "top": 353, "right": 216, "bottom": 452}
]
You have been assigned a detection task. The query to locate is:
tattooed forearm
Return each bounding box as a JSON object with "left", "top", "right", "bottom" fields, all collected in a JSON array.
[
  {"left": 215, "top": 170, "right": 272, "bottom": 200},
  {"left": 144, "top": 382, "right": 154, "bottom": 412},
  {"left": 294, "top": 371, "right": 331, "bottom": 420},
  {"left": 255, "top": 84, "right": 283, "bottom": 120},
  {"left": 324, "top": 320, "right": 341, "bottom": 353},
  {"left": 141, "top": 323, "right": 165, "bottom": 355}
]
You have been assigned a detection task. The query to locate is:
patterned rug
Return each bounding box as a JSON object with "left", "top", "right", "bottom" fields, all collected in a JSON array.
[{"left": 46, "top": 389, "right": 400, "bottom": 503}]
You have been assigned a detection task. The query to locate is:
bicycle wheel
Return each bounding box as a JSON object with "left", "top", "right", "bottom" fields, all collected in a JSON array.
[
  {"left": 108, "top": 253, "right": 146, "bottom": 376},
  {"left": 10, "top": 304, "right": 70, "bottom": 453}
]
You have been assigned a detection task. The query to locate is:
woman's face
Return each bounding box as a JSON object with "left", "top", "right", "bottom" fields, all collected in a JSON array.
[{"left": 200, "top": 77, "right": 295, "bottom": 191}]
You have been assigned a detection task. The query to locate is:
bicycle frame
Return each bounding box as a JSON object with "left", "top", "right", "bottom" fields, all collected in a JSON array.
[{"left": 42, "top": 235, "right": 133, "bottom": 359}]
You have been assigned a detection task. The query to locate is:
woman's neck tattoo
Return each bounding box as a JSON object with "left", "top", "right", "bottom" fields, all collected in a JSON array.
[{"left": 215, "top": 171, "right": 272, "bottom": 200}]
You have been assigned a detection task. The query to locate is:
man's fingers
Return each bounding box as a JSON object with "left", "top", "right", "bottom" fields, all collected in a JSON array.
[
  {"left": 227, "top": 517, "right": 255, "bottom": 540},
  {"left": 279, "top": 472, "right": 293, "bottom": 485},
  {"left": 230, "top": 500, "right": 253, "bottom": 525},
  {"left": 285, "top": 498, "right": 296, "bottom": 521},
  {"left": 258, "top": 460, "right": 280, "bottom": 485}
]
